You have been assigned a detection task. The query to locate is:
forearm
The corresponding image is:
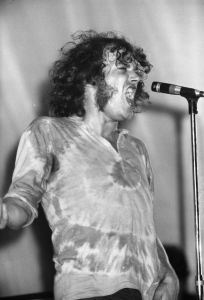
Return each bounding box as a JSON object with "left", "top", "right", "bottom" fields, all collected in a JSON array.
[
  {"left": 153, "top": 237, "right": 179, "bottom": 299},
  {"left": 0, "top": 197, "right": 30, "bottom": 230},
  {"left": 157, "top": 238, "right": 175, "bottom": 274}
]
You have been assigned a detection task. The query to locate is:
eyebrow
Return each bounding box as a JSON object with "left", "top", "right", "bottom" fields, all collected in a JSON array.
[{"left": 116, "top": 61, "right": 139, "bottom": 70}]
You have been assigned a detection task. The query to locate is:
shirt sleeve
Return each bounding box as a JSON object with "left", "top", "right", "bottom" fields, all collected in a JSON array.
[{"left": 3, "top": 118, "right": 53, "bottom": 226}]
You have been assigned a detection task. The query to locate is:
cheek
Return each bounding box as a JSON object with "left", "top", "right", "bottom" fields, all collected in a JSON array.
[{"left": 105, "top": 71, "right": 125, "bottom": 87}]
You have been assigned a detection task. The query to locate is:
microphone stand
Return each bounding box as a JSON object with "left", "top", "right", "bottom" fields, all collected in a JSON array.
[{"left": 186, "top": 96, "right": 204, "bottom": 300}]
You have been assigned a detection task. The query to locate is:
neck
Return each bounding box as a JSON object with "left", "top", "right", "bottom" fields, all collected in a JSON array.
[
  {"left": 83, "top": 84, "right": 118, "bottom": 140},
  {"left": 84, "top": 112, "right": 118, "bottom": 139}
]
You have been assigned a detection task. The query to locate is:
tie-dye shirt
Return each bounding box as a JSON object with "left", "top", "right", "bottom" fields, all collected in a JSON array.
[{"left": 5, "top": 116, "right": 161, "bottom": 300}]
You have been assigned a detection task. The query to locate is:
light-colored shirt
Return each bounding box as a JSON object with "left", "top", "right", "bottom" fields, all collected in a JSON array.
[{"left": 5, "top": 116, "right": 160, "bottom": 300}]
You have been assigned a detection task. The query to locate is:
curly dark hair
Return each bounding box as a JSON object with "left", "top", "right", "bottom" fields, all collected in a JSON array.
[{"left": 49, "top": 30, "right": 152, "bottom": 117}]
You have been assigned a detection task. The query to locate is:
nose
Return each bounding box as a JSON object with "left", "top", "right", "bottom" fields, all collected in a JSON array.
[
  {"left": 129, "top": 69, "right": 147, "bottom": 83},
  {"left": 128, "top": 70, "right": 140, "bottom": 83}
]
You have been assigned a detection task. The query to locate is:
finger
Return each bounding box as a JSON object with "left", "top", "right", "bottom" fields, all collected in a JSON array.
[{"left": 0, "top": 201, "right": 8, "bottom": 229}]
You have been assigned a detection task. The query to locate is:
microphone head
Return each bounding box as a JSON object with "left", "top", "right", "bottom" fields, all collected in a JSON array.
[{"left": 151, "top": 81, "right": 161, "bottom": 92}]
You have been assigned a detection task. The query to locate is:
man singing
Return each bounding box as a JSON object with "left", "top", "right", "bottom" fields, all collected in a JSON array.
[{"left": 0, "top": 31, "right": 179, "bottom": 300}]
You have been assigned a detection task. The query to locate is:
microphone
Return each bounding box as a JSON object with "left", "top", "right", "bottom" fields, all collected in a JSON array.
[{"left": 151, "top": 81, "right": 204, "bottom": 98}]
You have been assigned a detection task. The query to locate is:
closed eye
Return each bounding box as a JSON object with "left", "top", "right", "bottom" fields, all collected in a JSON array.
[{"left": 117, "top": 66, "right": 127, "bottom": 71}]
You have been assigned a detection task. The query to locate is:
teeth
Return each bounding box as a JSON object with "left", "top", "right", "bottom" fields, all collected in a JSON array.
[{"left": 125, "top": 87, "right": 136, "bottom": 100}]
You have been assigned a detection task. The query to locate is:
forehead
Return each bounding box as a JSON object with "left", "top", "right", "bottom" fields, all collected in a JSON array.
[
  {"left": 102, "top": 47, "right": 148, "bottom": 80},
  {"left": 103, "top": 46, "right": 134, "bottom": 66}
]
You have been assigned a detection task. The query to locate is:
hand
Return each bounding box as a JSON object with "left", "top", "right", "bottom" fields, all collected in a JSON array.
[
  {"left": 153, "top": 271, "right": 179, "bottom": 300},
  {"left": 0, "top": 198, "right": 8, "bottom": 229}
]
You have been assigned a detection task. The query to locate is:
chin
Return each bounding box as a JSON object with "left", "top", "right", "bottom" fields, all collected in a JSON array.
[
  {"left": 133, "top": 105, "right": 144, "bottom": 113},
  {"left": 122, "top": 110, "right": 134, "bottom": 121},
  {"left": 127, "top": 113, "right": 135, "bottom": 120}
]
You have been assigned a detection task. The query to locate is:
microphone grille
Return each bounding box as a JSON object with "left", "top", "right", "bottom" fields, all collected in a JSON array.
[{"left": 151, "top": 82, "right": 161, "bottom": 92}]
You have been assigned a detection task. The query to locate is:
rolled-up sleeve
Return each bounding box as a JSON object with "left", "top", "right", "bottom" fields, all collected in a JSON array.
[{"left": 4, "top": 118, "right": 53, "bottom": 226}]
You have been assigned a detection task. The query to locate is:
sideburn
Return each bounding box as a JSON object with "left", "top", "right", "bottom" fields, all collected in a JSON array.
[{"left": 95, "top": 79, "right": 115, "bottom": 111}]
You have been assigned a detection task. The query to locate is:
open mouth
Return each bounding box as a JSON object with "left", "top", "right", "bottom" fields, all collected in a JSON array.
[
  {"left": 125, "top": 86, "right": 137, "bottom": 102},
  {"left": 125, "top": 81, "right": 144, "bottom": 113}
]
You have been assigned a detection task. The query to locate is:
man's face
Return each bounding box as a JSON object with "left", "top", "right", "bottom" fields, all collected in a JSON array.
[{"left": 100, "top": 48, "right": 147, "bottom": 121}]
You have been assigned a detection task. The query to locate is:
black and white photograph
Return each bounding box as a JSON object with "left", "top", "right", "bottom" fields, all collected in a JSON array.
[{"left": 0, "top": 1, "right": 204, "bottom": 299}]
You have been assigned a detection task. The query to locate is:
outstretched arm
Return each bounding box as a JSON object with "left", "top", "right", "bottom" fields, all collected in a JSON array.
[
  {"left": 0, "top": 197, "right": 31, "bottom": 230},
  {"left": 153, "top": 238, "right": 179, "bottom": 300},
  {"left": 0, "top": 119, "right": 53, "bottom": 231}
]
